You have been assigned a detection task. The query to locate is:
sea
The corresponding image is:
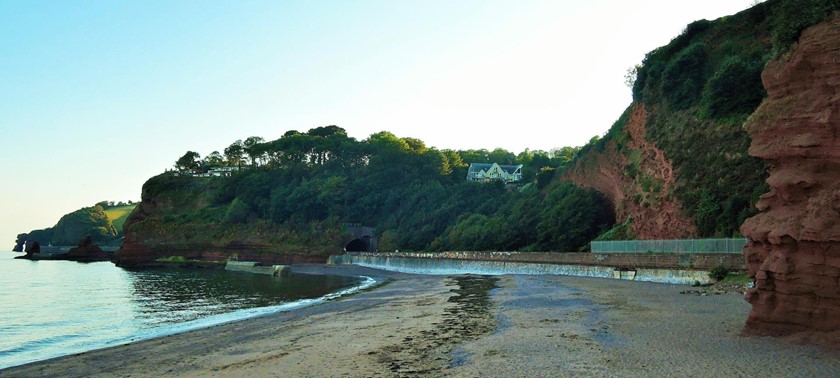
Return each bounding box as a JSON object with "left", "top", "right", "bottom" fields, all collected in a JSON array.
[{"left": 0, "top": 252, "right": 372, "bottom": 369}]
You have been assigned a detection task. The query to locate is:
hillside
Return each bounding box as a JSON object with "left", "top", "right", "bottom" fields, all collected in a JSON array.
[
  {"left": 117, "top": 0, "right": 839, "bottom": 268},
  {"left": 564, "top": 0, "right": 839, "bottom": 240},
  {"left": 117, "top": 129, "right": 612, "bottom": 267},
  {"left": 13, "top": 202, "right": 137, "bottom": 250},
  {"left": 104, "top": 205, "right": 135, "bottom": 237}
]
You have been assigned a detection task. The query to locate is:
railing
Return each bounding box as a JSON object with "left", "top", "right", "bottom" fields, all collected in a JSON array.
[{"left": 590, "top": 238, "right": 747, "bottom": 254}]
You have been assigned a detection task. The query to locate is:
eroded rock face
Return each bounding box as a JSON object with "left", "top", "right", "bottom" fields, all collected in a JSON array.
[
  {"left": 741, "top": 15, "right": 840, "bottom": 345},
  {"left": 566, "top": 104, "right": 696, "bottom": 239}
]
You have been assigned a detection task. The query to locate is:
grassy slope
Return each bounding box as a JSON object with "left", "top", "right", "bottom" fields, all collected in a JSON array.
[{"left": 104, "top": 204, "right": 137, "bottom": 234}]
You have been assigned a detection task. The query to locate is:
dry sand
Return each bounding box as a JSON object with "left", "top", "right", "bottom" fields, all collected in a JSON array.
[{"left": 3, "top": 265, "right": 839, "bottom": 377}]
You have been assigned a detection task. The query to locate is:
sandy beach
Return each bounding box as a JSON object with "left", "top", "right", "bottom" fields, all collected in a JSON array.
[{"left": 3, "top": 264, "right": 839, "bottom": 377}]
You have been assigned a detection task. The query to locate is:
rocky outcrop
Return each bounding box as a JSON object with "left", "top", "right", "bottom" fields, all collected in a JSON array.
[
  {"left": 115, "top": 190, "right": 332, "bottom": 267},
  {"left": 16, "top": 237, "right": 112, "bottom": 262},
  {"left": 741, "top": 14, "right": 840, "bottom": 346},
  {"left": 14, "top": 241, "right": 41, "bottom": 259},
  {"left": 65, "top": 236, "right": 111, "bottom": 262},
  {"left": 565, "top": 104, "right": 696, "bottom": 239},
  {"left": 115, "top": 238, "right": 327, "bottom": 268}
]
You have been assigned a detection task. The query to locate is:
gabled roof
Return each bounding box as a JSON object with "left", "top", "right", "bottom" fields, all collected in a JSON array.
[{"left": 467, "top": 163, "right": 522, "bottom": 174}]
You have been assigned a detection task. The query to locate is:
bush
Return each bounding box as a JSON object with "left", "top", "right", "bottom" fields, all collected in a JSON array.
[
  {"left": 660, "top": 42, "right": 709, "bottom": 109},
  {"left": 703, "top": 56, "right": 766, "bottom": 118},
  {"left": 709, "top": 265, "right": 729, "bottom": 281},
  {"left": 595, "top": 217, "right": 634, "bottom": 241},
  {"left": 769, "top": 0, "right": 840, "bottom": 54},
  {"left": 223, "top": 198, "right": 252, "bottom": 224},
  {"left": 535, "top": 182, "right": 614, "bottom": 252}
]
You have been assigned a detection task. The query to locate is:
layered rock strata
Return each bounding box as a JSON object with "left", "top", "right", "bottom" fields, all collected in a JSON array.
[{"left": 741, "top": 15, "right": 840, "bottom": 345}]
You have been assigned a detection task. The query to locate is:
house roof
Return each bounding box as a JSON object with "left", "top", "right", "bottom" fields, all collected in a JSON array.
[{"left": 467, "top": 163, "right": 523, "bottom": 174}]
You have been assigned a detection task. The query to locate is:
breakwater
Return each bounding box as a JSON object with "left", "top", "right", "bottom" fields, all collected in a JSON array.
[{"left": 330, "top": 251, "right": 745, "bottom": 284}]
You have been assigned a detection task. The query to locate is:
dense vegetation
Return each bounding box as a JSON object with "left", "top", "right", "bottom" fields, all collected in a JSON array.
[
  {"left": 30, "top": 0, "right": 838, "bottom": 254},
  {"left": 140, "top": 126, "right": 613, "bottom": 253},
  {"left": 569, "top": 0, "right": 840, "bottom": 237},
  {"left": 14, "top": 201, "right": 136, "bottom": 250}
]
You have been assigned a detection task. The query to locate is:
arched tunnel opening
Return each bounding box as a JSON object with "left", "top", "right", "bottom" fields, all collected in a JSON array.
[{"left": 345, "top": 237, "right": 371, "bottom": 252}]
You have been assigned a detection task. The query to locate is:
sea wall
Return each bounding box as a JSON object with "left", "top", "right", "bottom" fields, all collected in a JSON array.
[
  {"left": 330, "top": 252, "right": 738, "bottom": 284},
  {"left": 335, "top": 251, "right": 744, "bottom": 270}
]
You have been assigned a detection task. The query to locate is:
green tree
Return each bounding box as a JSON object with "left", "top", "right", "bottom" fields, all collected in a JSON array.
[
  {"left": 203, "top": 151, "right": 224, "bottom": 167},
  {"left": 224, "top": 140, "right": 245, "bottom": 168},
  {"left": 535, "top": 182, "right": 613, "bottom": 252},
  {"left": 243, "top": 136, "right": 266, "bottom": 166},
  {"left": 175, "top": 151, "right": 201, "bottom": 171}
]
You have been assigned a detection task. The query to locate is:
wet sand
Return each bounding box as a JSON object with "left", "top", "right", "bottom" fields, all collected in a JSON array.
[{"left": 3, "top": 265, "right": 839, "bottom": 377}]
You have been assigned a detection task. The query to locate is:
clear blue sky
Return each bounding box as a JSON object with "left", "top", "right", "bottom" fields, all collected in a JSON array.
[{"left": 0, "top": 0, "right": 758, "bottom": 248}]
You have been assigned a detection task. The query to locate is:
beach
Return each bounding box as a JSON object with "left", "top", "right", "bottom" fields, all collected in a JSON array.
[{"left": 4, "top": 264, "right": 839, "bottom": 377}]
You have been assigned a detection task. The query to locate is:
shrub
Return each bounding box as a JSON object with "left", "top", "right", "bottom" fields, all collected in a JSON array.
[
  {"left": 660, "top": 42, "right": 709, "bottom": 109},
  {"left": 769, "top": 0, "right": 840, "bottom": 54},
  {"left": 703, "top": 56, "right": 766, "bottom": 118},
  {"left": 223, "top": 198, "right": 252, "bottom": 224},
  {"left": 594, "top": 217, "right": 634, "bottom": 241},
  {"left": 709, "top": 265, "right": 729, "bottom": 281}
]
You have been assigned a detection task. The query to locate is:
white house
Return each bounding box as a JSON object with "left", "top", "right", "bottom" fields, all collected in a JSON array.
[{"left": 466, "top": 163, "right": 523, "bottom": 183}]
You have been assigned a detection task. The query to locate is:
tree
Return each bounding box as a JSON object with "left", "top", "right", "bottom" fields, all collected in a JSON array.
[
  {"left": 536, "top": 182, "right": 614, "bottom": 252},
  {"left": 175, "top": 151, "right": 201, "bottom": 171},
  {"left": 307, "top": 125, "right": 347, "bottom": 138},
  {"left": 243, "top": 136, "right": 266, "bottom": 166},
  {"left": 224, "top": 140, "right": 245, "bottom": 168},
  {"left": 625, "top": 64, "right": 641, "bottom": 88},
  {"left": 203, "top": 151, "right": 224, "bottom": 167},
  {"left": 487, "top": 148, "right": 516, "bottom": 165},
  {"left": 551, "top": 146, "right": 579, "bottom": 165}
]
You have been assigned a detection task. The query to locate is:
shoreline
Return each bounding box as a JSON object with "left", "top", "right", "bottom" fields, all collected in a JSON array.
[
  {"left": 0, "top": 262, "right": 378, "bottom": 371},
  {"left": 4, "top": 265, "right": 840, "bottom": 377}
]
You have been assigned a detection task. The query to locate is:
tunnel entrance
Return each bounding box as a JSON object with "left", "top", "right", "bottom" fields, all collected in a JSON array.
[{"left": 345, "top": 236, "right": 371, "bottom": 252}]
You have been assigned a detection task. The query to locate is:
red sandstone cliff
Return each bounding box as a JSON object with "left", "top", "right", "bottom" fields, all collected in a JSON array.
[
  {"left": 741, "top": 14, "right": 840, "bottom": 346},
  {"left": 565, "top": 104, "right": 696, "bottom": 239}
]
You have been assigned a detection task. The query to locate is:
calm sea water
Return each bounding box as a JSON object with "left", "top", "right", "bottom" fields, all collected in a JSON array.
[{"left": 0, "top": 253, "right": 371, "bottom": 369}]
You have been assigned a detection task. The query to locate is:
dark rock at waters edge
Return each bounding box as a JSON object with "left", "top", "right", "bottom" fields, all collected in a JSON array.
[
  {"left": 115, "top": 238, "right": 328, "bottom": 268},
  {"left": 14, "top": 236, "right": 111, "bottom": 262},
  {"left": 15, "top": 240, "right": 41, "bottom": 257},
  {"left": 65, "top": 236, "right": 111, "bottom": 262}
]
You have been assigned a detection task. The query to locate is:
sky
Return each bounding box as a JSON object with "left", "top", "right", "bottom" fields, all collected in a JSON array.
[{"left": 0, "top": 0, "right": 760, "bottom": 248}]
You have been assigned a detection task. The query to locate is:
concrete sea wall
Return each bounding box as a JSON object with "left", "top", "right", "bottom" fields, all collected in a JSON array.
[{"left": 329, "top": 251, "right": 740, "bottom": 284}]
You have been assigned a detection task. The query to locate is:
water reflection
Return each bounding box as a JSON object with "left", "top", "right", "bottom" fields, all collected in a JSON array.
[
  {"left": 0, "top": 255, "right": 362, "bottom": 369},
  {"left": 126, "top": 269, "right": 361, "bottom": 328}
]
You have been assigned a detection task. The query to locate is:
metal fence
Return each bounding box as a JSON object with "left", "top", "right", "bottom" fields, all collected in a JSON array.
[{"left": 590, "top": 238, "right": 747, "bottom": 254}]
